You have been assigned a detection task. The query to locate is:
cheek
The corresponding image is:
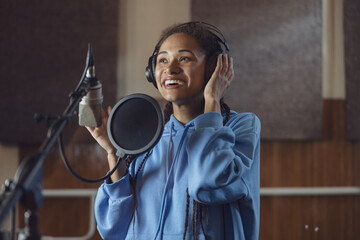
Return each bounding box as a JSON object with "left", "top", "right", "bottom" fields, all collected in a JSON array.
[
  {"left": 190, "top": 66, "right": 206, "bottom": 87},
  {"left": 154, "top": 67, "right": 162, "bottom": 85}
]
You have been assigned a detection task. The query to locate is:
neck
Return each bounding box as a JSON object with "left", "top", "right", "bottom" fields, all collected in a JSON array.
[{"left": 172, "top": 101, "right": 204, "bottom": 125}]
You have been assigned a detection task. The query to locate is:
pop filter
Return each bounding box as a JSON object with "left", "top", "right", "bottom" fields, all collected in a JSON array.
[{"left": 107, "top": 94, "right": 164, "bottom": 158}]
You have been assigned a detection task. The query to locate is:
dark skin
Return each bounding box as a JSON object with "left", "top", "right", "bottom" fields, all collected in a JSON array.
[{"left": 86, "top": 33, "right": 234, "bottom": 183}]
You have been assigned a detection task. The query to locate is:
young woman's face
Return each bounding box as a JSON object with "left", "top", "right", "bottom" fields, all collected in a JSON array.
[{"left": 155, "top": 33, "right": 206, "bottom": 105}]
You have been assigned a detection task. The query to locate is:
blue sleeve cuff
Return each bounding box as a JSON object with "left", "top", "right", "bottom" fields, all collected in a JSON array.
[
  {"left": 103, "top": 174, "right": 132, "bottom": 200},
  {"left": 194, "top": 112, "right": 223, "bottom": 130}
]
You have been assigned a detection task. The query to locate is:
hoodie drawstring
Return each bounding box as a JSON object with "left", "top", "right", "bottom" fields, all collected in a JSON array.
[{"left": 154, "top": 124, "right": 190, "bottom": 240}]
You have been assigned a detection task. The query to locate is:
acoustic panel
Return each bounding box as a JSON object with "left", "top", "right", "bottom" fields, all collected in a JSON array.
[
  {"left": 0, "top": 0, "right": 119, "bottom": 144},
  {"left": 192, "top": 0, "right": 323, "bottom": 140},
  {"left": 344, "top": 0, "right": 360, "bottom": 141}
]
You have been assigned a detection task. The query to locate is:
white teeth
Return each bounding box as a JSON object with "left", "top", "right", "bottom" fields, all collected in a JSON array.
[{"left": 164, "top": 80, "right": 184, "bottom": 86}]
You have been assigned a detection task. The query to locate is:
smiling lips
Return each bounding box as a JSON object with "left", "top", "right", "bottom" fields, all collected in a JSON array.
[{"left": 164, "top": 79, "right": 185, "bottom": 87}]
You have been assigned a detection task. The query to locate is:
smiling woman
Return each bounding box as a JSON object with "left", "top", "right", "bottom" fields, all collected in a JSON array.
[
  {"left": 155, "top": 33, "right": 207, "bottom": 115},
  {"left": 86, "top": 21, "right": 261, "bottom": 240}
]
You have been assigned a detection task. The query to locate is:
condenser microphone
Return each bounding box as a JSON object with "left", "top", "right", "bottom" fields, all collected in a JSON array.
[{"left": 78, "top": 44, "right": 103, "bottom": 127}]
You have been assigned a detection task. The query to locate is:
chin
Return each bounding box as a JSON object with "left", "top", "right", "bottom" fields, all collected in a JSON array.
[
  {"left": 159, "top": 89, "right": 204, "bottom": 105},
  {"left": 169, "top": 96, "right": 205, "bottom": 107}
]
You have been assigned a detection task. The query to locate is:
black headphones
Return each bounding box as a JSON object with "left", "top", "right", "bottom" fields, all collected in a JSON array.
[{"left": 145, "top": 21, "right": 230, "bottom": 88}]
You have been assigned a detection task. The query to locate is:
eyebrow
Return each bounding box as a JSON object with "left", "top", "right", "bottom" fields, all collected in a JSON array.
[{"left": 158, "top": 49, "right": 195, "bottom": 55}]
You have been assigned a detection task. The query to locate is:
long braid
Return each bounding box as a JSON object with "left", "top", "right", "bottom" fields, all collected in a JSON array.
[
  {"left": 126, "top": 155, "right": 135, "bottom": 169},
  {"left": 199, "top": 204, "right": 207, "bottom": 240},
  {"left": 183, "top": 101, "right": 231, "bottom": 239},
  {"left": 128, "top": 151, "right": 151, "bottom": 227},
  {"left": 125, "top": 101, "right": 171, "bottom": 230},
  {"left": 192, "top": 200, "right": 197, "bottom": 240},
  {"left": 221, "top": 99, "right": 230, "bottom": 125},
  {"left": 196, "top": 202, "right": 202, "bottom": 240},
  {"left": 126, "top": 100, "right": 171, "bottom": 228},
  {"left": 128, "top": 102, "right": 230, "bottom": 236},
  {"left": 183, "top": 189, "right": 190, "bottom": 240},
  {"left": 134, "top": 151, "right": 151, "bottom": 180},
  {"left": 164, "top": 101, "right": 173, "bottom": 123}
]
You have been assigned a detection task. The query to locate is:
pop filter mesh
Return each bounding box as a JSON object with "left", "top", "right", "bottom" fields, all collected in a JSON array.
[{"left": 110, "top": 97, "right": 159, "bottom": 151}]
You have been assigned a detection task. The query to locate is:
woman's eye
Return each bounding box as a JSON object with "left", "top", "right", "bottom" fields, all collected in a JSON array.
[
  {"left": 158, "top": 58, "right": 167, "bottom": 64},
  {"left": 180, "top": 56, "right": 191, "bottom": 62}
]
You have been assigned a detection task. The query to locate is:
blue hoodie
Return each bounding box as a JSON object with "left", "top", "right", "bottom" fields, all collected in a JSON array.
[{"left": 95, "top": 111, "right": 261, "bottom": 240}]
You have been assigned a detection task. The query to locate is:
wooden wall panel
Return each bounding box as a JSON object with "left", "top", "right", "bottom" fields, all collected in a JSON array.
[
  {"left": 259, "top": 99, "right": 360, "bottom": 239},
  {"left": 260, "top": 196, "right": 360, "bottom": 240},
  {"left": 18, "top": 198, "right": 97, "bottom": 238},
  {"left": 344, "top": 0, "right": 360, "bottom": 141},
  {"left": 18, "top": 144, "right": 105, "bottom": 239},
  {"left": 0, "top": 0, "right": 119, "bottom": 144},
  {"left": 260, "top": 100, "right": 360, "bottom": 188},
  {"left": 192, "top": 0, "right": 323, "bottom": 140}
]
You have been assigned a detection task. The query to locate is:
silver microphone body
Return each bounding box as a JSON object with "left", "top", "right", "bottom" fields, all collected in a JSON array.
[{"left": 78, "top": 65, "right": 103, "bottom": 127}]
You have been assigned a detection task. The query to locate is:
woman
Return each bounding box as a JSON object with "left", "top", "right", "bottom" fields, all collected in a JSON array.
[{"left": 87, "top": 22, "right": 261, "bottom": 240}]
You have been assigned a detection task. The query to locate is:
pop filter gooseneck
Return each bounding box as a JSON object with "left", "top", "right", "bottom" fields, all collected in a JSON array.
[{"left": 108, "top": 94, "right": 164, "bottom": 158}]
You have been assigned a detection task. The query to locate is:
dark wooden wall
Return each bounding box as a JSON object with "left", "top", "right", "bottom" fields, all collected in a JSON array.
[
  {"left": 6, "top": 0, "right": 360, "bottom": 239},
  {"left": 18, "top": 143, "right": 106, "bottom": 239},
  {"left": 259, "top": 99, "right": 360, "bottom": 239},
  {"left": 344, "top": 0, "right": 360, "bottom": 141},
  {"left": 0, "top": 0, "right": 118, "bottom": 145},
  {"left": 192, "top": 0, "right": 323, "bottom": 140}
]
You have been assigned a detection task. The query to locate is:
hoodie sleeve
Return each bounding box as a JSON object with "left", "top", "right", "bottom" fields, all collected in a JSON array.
[
  {"left": 186, "top": 112, "right": 260, "bottom": 205},
  {"left": 94, "top": 173, "right": 134, "bottom": 240}
]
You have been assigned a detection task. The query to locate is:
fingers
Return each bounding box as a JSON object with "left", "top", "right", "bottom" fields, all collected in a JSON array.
[
  {"left": 226, "top": 56, "right": 234, "bottom": 82},
  {"left": 86, "top": 106, "right": 112, "bottom": 134},
  {"left": 107, "top": 106, "right": 112, "bottom": 115},
  {"left": 85, "top": 126, "right": 95, "bottom": 132},
  {"left": 100, "top": 106, "right": 113, "bottom": 124},
  {"left": 219, "top": 54, "right": 228, "bottom": 75},
  {"left": 216, "top": 53, "right": 234, "bottom": 82},
  {"left": 82, "top": 106, "right": 115, "bottom": 153}
]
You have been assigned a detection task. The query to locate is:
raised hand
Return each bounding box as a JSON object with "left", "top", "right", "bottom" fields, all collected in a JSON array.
[
  {"left": 86, "top": 106, "right": 115, "bottom": 154},
  {"left": 204, "top": 53, "right": 234, "bottom": 114}
]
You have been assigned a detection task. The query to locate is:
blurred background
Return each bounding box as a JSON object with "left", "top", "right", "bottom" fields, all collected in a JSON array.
[{"left": 0, "top": 0, "right": 359, "bottom": 239}]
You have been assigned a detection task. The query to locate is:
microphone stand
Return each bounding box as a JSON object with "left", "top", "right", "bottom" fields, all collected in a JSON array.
[{"left": 0, "top": 70, "right": 91, "bottom": 240}]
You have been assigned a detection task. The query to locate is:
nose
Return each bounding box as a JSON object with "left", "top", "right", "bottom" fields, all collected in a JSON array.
[{"left": 165, "top": 59, "right": 181, "bottom": 75}]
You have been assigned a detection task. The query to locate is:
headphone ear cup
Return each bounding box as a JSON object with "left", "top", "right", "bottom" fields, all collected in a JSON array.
[
  {"left": 205, "top": 52, "right": 222, "bottom": 84},
  {"left": 145, "top": 56, "right": 158, "bottom": 88}
]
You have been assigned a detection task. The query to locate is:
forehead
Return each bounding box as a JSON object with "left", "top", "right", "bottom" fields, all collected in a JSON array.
[{"left": 158, "top": 33, "right": 202, "bottom": 52}]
